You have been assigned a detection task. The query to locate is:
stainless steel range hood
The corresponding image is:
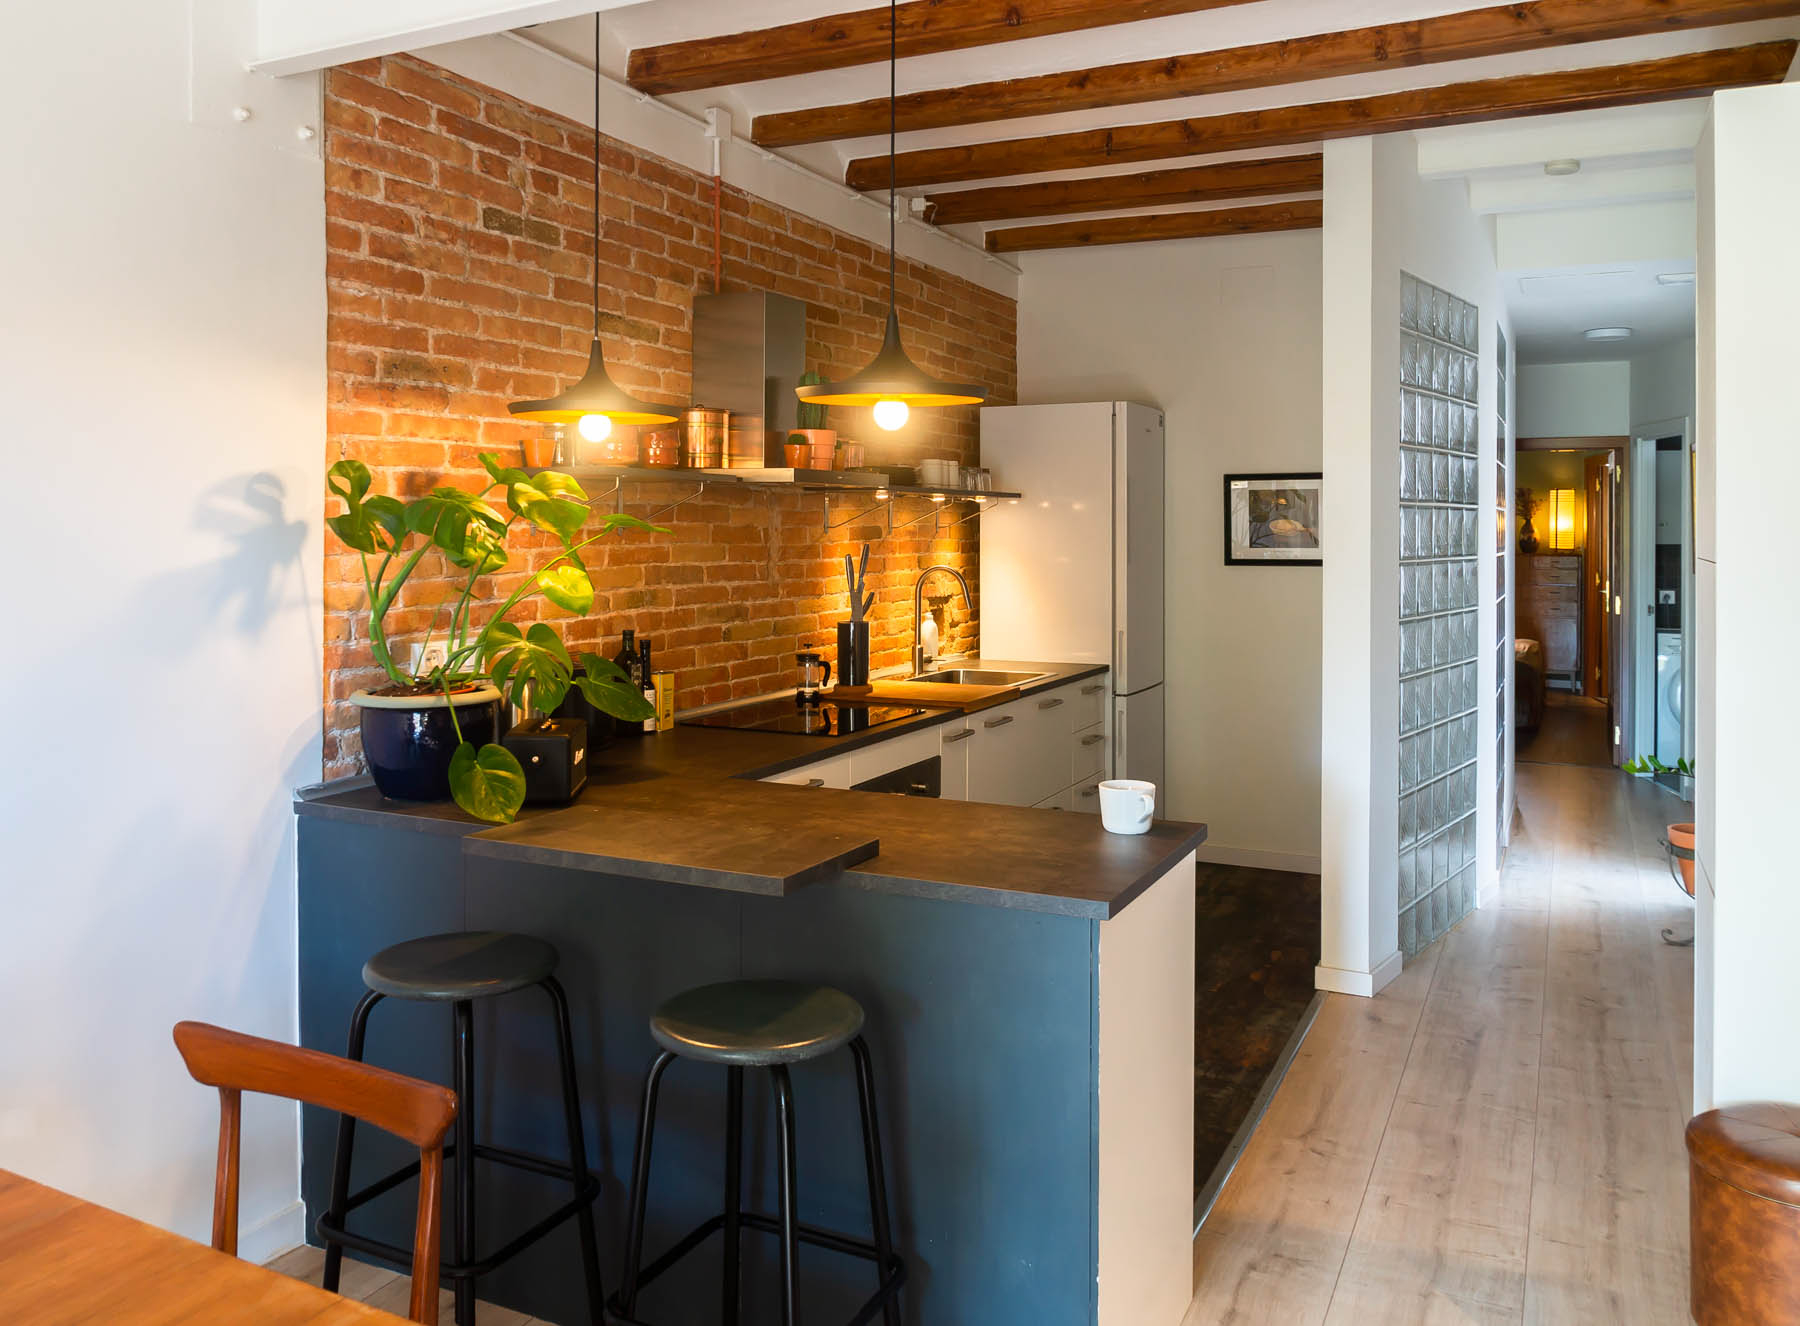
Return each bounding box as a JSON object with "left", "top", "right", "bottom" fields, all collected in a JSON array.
[{"left": 691, "top": 290, "right": 807, "bottom": 468}]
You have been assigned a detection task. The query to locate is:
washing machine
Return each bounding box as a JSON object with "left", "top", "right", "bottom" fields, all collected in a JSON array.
[{"left": 1655, "top": 631, "right": 1684, "bottom": 767}]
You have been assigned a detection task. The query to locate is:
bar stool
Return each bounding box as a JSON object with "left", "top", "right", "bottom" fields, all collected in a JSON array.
[
  {"left": 316, "top": 931, "right": 606, "bottom": 1326},
  {"left": 610, "top": 979, "right": 904, "bottom": 1326}
]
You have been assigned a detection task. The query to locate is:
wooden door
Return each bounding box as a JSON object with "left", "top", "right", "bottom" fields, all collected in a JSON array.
[{"left": 1583, "top": 454, "right": 1611, "bottom": 701}]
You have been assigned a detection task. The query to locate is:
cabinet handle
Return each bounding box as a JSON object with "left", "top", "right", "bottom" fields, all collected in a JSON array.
[
  {"left": 943, "top": 729, "right": 974, "bottom": 744},
  {"left": 984, "top": 715, "right": 1015, "bottom": 729},
  {"left": 1081, "top": 734, "right": 1105, "bottom": 746},
  {"left": 1080, "top": 786, "right": 1099, "bottom": 799},
  {"left": 1038, "top": 698, "right": 1064, "bottom": 710},
  {"left": 804, "top": 778, "right": 826, "bottom": 788},
  {"left": 1082, "top": 684, "right": 1105, "bottom": 695}
]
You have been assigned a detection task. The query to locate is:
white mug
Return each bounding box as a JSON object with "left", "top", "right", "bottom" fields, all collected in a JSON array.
[{"left": 1098, "top": 779, "right": 1156, "bottom": 835}]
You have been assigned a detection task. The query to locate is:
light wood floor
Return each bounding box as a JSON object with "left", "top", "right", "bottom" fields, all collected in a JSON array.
[
  {"left": 266, "top": 1244, "right": 543, "bottom": 1325},
  {"left": 1184, "top": 761, "right": 1696, "bottom": 1325}
]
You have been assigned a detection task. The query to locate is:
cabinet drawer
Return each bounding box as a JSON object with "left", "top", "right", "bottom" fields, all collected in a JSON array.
[
  {"left": 1072, "top": 776, "right": 1104, "bottom": 814},
  {"left": 1067, "top": 676, "right": 1108, "bottom": 731},
  {"left": 1072, "top": 722, "right": 1108, "bottom": 784},
  {"left": 762, "top": 754, "right": 852, "bottom": 789},
  {"left": 1033, "top": 785, "right": 1074, "bottom": 812},
  {"left": 1523, "top": 556, "right": 1581, "bottom": 586},
  {"left": 848, "top": 727, "right": 940, "bottom": 786},
  {"left": 937, "top": 718, "right": 971, "bottom": 801},
  {"left": 966, "top": 701, "right": 1035, "bottom": 806}
]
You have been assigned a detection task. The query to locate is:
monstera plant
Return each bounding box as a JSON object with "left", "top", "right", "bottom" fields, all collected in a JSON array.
[{"left": 328, "top": 451, "right": 660, "bottom": 823}]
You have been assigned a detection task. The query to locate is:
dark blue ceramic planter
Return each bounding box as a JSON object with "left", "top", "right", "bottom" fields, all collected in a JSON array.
[{"left": 355, "top": 689, "right": 500, "bottom": 802}]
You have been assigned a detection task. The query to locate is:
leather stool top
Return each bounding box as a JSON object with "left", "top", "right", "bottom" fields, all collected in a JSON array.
[
  {"left": 1688, "top": 1102, "right": 1800, "bottom": 1205},
  {"left": 650, "top": 980, "right": 864, "bottom": 1067},
  {"left": 363, "top": 931, "right": 559, "bottom": 1001}
]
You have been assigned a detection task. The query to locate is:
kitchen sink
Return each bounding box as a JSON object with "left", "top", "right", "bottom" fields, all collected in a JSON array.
[{"left": 906, "top": 668, "right": 1049, "bottom": 686}]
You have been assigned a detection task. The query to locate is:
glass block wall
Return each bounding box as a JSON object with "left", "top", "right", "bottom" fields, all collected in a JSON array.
[
  {"left": 1398, "top": 273, "right": 1481, "bottom": 958},
  {"left": 1495, "top": 326, "right": 1511, "bottom": 859}
]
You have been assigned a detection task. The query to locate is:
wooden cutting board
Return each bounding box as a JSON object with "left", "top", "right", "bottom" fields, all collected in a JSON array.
[{"left": 830, "top": 680, "right": 1022, "bottom": 710}]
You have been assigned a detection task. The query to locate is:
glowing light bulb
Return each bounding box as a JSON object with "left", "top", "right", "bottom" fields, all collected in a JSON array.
[
  {"left": 872, "top": 399, "right": 909, "bottom": 431},
  {"left": 577, "top": 413, "right": 612, "bottom": 442}
]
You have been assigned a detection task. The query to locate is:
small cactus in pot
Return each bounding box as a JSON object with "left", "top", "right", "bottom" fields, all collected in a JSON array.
[{"left": 790, "top": 370, "right": 837, "bottom": 469}]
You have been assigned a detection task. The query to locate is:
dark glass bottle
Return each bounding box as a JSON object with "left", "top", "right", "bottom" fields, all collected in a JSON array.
[
  {"left": 638, "top": 639, "right": 656, "bottom": 734},
  {"left": 613, "top": 628, "right": 638, "bottom": 685}
]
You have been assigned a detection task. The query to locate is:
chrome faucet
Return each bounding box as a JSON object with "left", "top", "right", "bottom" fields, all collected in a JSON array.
[{"left": 912, "top": 565, "right": 971, "bottom": 675}]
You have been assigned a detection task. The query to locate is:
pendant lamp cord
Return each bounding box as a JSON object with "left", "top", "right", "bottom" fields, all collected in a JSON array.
[
  {"left": 888, "top": 0, "right": 896, "bottom": 314},
  {"left": 592, "top": 13, "right": 601, "bottom": 341}
]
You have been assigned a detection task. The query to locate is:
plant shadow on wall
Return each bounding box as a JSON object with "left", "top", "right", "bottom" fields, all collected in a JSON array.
[{"left": 328, "top": 452, "right": 665, "bottom": 824}]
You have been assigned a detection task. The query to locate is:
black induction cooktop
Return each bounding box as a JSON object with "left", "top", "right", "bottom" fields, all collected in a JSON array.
[{"left": 680, "top": 697, "right": 930, "bottom": 737}]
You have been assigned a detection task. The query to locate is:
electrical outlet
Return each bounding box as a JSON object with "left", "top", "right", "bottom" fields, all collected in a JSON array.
[
  {"left": 410, "top": 642, "right": 450, "bottom": 674},
  {"left": 1658, "top": 590, "right": 1678, "bottom": 605}
]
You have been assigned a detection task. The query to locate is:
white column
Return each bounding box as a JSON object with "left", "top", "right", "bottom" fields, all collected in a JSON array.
[
  {"left": 1693, "top": 80, "right": 1800, "bottom": 1110},
  {"left": 1318, "top": 139, "right": 1404, "bottom": 996}
]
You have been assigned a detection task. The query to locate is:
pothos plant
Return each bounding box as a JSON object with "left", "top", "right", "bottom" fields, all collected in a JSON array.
[{"left": 327, "top": 451, "right": 662, "bottom": 824}]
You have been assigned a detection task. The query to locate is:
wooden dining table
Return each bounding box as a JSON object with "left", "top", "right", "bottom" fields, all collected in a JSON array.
[{"left": 0, "top": 1169, "right": 407, "bottom": 1323}]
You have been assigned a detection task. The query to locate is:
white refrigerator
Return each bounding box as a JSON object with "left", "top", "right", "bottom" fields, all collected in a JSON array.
[{"left": 979, "top": 401, "right": 1165, "bottom": 794}]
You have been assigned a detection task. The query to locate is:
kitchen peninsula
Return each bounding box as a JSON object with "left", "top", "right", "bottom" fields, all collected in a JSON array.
[{"left": 295, "top": 665, "right": 1202, "bottom": 1326}]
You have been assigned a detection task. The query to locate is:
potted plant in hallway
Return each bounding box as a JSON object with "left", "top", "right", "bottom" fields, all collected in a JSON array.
[
  {"left": 1516, "top": 486, "right": 1540, "bottom": 553},
  {"left": 328, "top": 452, "right": 659, "bottom": 823}
]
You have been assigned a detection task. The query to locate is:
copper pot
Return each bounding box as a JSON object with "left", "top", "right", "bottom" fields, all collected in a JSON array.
[
  {"left": 683, "top": 406, "right": 728, "bottom": 469},
  {"left": 641, "top": 428, "right": 682, "bottom": 468}
]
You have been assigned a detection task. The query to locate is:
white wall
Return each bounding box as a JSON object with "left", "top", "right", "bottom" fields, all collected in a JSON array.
[
  {"left": 1318, "top": 134, "right": 1505, "bottom": 996},
  {"left": 1015, "top": 231, "right": 1324, "bottom": 873},
  {"left": 1516, "top": 361, "right": 1631, "bottom": 438},
  {"left": 1693, "top": 81, "right": 1800, "bottom": 1112},
  {"left": 1630, "top": 337, "right": 1698, "bottom": 430},
  {"left": 0, "top": 0, "right": 324, "bottom": 1257}
]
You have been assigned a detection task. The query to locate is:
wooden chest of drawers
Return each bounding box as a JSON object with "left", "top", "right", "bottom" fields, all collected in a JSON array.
[{"left": 1518, "top": 554, "right": 1583, "bottom": 683}]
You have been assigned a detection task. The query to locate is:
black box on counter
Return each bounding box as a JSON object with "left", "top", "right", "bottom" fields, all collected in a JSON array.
[{"left": 502, "top": 716, "right": 587, "bottom": 803}]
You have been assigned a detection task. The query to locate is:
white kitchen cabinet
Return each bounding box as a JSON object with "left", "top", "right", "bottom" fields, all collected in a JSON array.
[
  {"left": 1033, "top": 785, "right": 1074, "bottom": 811},
  {"left": 1073, "top": 722, "right": 1108, "bottom": 786},
  {"left": 966, "top": 701, "right": 1036, "bottom": 806},
  {"left": 937, "top": 717, "right": 972, "bottom": 800},
  {"left": 1069, "top": 677, "right": 1108, "bottom": 732},
  {"left": 762, "top": 753, "right": 852, "bottom": 789},
  {"left": 1072, "top": 775, "right": 1104, "bottom": 814},
  {"left": 847, "top": 727, "right": 940, "bottom": 785}
]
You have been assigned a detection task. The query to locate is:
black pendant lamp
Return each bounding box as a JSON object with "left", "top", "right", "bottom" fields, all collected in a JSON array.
[
  {"left": 510, "top": 15, "right": 677, "bottom": 441},
  {"left": 795, "top": 0, "right": 984, "bottom": 432}
]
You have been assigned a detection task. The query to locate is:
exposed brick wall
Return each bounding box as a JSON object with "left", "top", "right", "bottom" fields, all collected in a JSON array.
[{"left": 322, "top": 55, "right": 1017, "bottom": 777}]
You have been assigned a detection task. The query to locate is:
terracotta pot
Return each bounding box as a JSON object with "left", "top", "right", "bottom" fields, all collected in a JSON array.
[
  {"left": 784, "top": 440, "right": 809, "bottom": 468},
  {"left": 1666, "top": 822, "right": 1696, "bottom": 897},
  {"left": 792, "top": 428, "right": 837, "bottom": 470},
  {"left": 521, "top": 434, "right": 557, "bottom": 468}
]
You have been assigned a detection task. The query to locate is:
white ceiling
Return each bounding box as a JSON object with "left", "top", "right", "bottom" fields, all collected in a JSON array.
[{"left": 1504, "top": 261, "right": 1696, "bottom": 364}]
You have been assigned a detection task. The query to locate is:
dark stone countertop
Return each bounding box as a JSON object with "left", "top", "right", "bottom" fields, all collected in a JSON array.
[{"left": 296, "top": 660, "right": 1206, "bottom": 918}]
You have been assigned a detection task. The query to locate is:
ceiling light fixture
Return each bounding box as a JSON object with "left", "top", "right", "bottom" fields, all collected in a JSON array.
[
  {"left": 1544, "top": 159, "right": 1582, "bottom": 176},
  {"left": 1583, "top": 327, "right": 1634, "bottom": 342},
  {"left": 795, "top": 0, "right": 983, "bottom": 432},
  {"left": 510, "top": 14, "right": 677, "bottom": 441}
]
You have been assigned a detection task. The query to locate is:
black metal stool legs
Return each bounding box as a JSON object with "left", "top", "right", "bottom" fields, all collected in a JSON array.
[
  {"left": 770, "top": 1065, "right": 802, "bottom": 1326},
  {"left": 610, "top": 1043, "right": 904, "bottom": 1326},
  {"left": 722, "top": 1066, "right": 744, "bottom": 1326},
  {"left": 543, "top": 975, "right": 607, "bottom": 1326},
  {"left": 617, "top": 1050, "right": 676, "bottom": 1320},
  {"left": 321, "top": 989, "right": 384, "bottom": 1294},
  {"left": 318, "top": 969, "right": 606, "bottom": 1326},
  {"left": 451, "top": 999, "right": 476, "bottom": 1326},
  {"left": 849, "top": 1037, "right": 901, "bottom": 1326}
]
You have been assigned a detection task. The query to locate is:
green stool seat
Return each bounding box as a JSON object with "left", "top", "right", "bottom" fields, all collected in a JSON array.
[
  {"left": 362, "top": 931, "right": 558, "bottom": 1002},
  {"left": 650, "top": 980, "right": 865, "bottom": 1067}
]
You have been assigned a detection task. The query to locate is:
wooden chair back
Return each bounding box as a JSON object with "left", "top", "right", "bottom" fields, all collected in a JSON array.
[{"left": 172, "top": 1021, "right": 457, "bottom": 1325}]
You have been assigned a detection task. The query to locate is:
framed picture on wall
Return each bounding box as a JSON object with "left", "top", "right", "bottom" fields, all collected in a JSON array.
[{"left": 1224, "top": 472, "right": 1324, "bottom": 566}]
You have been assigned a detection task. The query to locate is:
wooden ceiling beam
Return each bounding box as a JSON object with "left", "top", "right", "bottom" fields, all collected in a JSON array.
[
  {"left": 923, "top": 154, "right": 1322, "bottom": 224},
  {"left": 984, "top": 199, "right": 1323, "bottom": 251},
  {"left": 760, "top": 0, "right": 1800, "bottom": 146},
  {"left": 845, "top": 40, "right": 1797, "bottom": 189},
  {"left": 624, "top": 0, "right": 1259, "bottom": 96}
]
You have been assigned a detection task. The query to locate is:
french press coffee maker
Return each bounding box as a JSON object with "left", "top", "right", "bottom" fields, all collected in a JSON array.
[{"left": 795, "top": 650, "right": 832, "bottom": 703}]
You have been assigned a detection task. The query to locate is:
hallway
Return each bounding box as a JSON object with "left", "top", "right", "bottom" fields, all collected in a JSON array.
[
  {"left": 1517, "top": 694, "right": 1615, "bottom": 769},
  {"left": 1185, "top": 762, "right": 1696, "bottom": 1324}
]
